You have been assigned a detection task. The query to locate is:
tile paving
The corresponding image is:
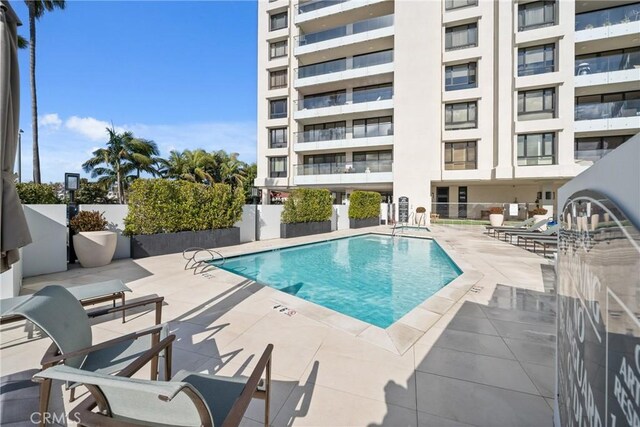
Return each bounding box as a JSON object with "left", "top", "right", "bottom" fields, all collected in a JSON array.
[{"left": 1, "top": 225, "right": 557, "bottom": 426}]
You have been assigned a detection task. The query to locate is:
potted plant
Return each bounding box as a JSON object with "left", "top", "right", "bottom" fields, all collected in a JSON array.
[
  {"left": 489, "top": 207, "right": 504, "bottom": 227},
  {"left": 348, "top": 191, "right": 381, "bottom": 228},
  {"left": 530, "top": 207, "right": 549, "bottom": 231},
  {"left": 70, "top": 210, "right": 117, "bottom": 268},
  {"left": 415, "top": 206, "right": 427, "bottom": 226},
  {"left": 281, "top": 188, "right": 333, "bottom": 238}
]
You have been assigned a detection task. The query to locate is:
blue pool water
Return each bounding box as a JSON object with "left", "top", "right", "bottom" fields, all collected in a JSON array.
[{"left": 212, "top": 234, "right": 461, "bottom": 328}]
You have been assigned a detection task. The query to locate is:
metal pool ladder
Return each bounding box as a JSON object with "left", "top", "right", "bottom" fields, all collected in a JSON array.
[{"left": 183, "top": 247, "right": 226, "bottom": 275}]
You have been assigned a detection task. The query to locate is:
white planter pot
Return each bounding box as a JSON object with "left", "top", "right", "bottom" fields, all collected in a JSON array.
[
  {"left": 73, "top": 231, "right": 117, "bottom": 268},
  {"left": 489, "top": 214, "right": 504, "bottom": 227},
  {"left": 533, "top": 214, "right": 548, "bottom": 231}
]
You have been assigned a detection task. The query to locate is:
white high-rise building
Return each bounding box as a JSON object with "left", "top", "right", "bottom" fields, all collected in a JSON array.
[{"left": 255, "top": 0, "right": 640, "bottom": 220}]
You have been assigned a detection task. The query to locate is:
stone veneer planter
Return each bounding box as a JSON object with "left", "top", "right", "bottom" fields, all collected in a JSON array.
[
  {"left": 280, "top": 221, "right": 331, "bottom": 238},
  {"left": 130, "top": 227, "right": 240, "bottom": 258},
  {"left": 349, "top": 218, "right": 380, "bottom": 229}
]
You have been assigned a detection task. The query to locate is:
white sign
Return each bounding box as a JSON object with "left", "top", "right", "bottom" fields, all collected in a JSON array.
[{"left": 509, "top": 204, "right": 518, "bottom": 216}]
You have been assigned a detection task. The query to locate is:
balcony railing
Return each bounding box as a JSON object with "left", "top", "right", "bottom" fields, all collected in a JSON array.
[
  {"left": 298, "top": 0, "right": 348, "bottom": 14},
  {"left": 575, "top": 3, "right": 640, "bottom": 31},
  {"left": 296, "top": 50, "right": 393, "bottom": 79},
  {"left": 575, "top": 100, "right": 640, "bottom": 121},
  {"left": 575, "top": 149, "right": 615, "bottom": 163},
  {"left": 296, "top": 160, "right": 392, "bottom": 175},
  {"left": 296, "top": 14, "right": 393, "bottom": 47},
  {"left": 517, "top": 155, "right": 556, "bottom": 166},
  {"left": 575, "top": 52, "right": 640, "bottom": 76},
  {"left": 295, "top": 86, "right": 393, "bottom": 110},
  {"left": 295, "top": 124, "right": 394, "bottom": 143}
]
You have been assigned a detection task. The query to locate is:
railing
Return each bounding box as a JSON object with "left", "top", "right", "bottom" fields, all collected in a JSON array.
[
  {"left": 517, "top": 155, "right": 556, "bottom": 166},
  {"left": 575, "top": 99, "right": 640, "bottom": 121},
  {"left": 295, "top": 160, "right": 392, "bottom": 175},
  {"left": 296, "top": 50, "right": 393, "bottom": 79},
  {"left": 575, "top": 3, "right": 640, "bottom": 31},
  {"left": 575, "top": 51, "right": 640, "bottom": 76},
  {"left": 518, "top": 62, "right": 555, "bottom": 76},
  {"left": 298, "top": 0, "right": 348, "bottom": 14},
  {"left": 575, "top": 149, "right": 615, "bottom": 163},
  {"left": 295, "top": 86, "right": 393, "bottom": 110},
  {"left": 296, "top": 14, "right": 393, "bottom": 47},
  {"left": 295, "top": 124, "right": 393, "bottom": 143},
  {"left": 431, "top": 202, "right": 538, "bottom": 221}
]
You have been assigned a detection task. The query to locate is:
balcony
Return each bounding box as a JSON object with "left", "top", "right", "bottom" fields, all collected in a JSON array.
[
  {"left": 293, "top": 160, "right": 393, "bottom": 185},
  {"left": 575, "top": 51, "right": 640, "bottom": 90},
  {"left": 297, "top": 0, "right": 348, "bottom": 15},
  {"left": 293, "top": 85, "right": 393, "bottom": 120},
  {"left": 295, "top": 0, "right": 392, "bottom": 26},
  {"left": 293, "top": 125, "right": 393, "bottom": 152},
  {"left": 294, "top": 14, "right": 394, "bottom": 56},
  {"left": 575, "top": 3, "right": 640, "bottom": 45},
  {"left": 574, "top": 100, "right": 640, "bottom": 133},
  {"left": 295, "top": 50, "right": 393, "bottom": 88}
]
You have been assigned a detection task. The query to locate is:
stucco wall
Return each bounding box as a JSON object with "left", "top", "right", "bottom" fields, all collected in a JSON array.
[{"left": 22, "top": 204, "right": 68, "bottom": 278}]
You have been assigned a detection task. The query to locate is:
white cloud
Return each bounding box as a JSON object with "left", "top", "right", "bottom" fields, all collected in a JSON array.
[
  {"left": 65, "top": 116, "right": 115, "bottom": 141},
  {"left": 39, "top": 113, "right": 62, "bottom": 129}
]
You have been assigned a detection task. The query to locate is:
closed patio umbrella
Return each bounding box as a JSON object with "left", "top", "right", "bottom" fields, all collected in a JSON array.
[{"left": 0, "top": 1, "right": 31, "bottom": 273}]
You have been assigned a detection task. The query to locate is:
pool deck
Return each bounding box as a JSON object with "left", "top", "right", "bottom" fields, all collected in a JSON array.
[{"left": 1, "top": 225, "right": 556, "bottom": 426}]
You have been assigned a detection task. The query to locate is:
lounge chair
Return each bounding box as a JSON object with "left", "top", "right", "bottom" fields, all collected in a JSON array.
[
  {"left": 33, "top": 343, "right": 274, "bottom": 427},
  {"left": 485, "top": 217, "right": 535, "bottom": 236},
  {"left": 1, "top": 279, "right": 132, "bottom": 325},
  {"left": 531, "top": 239, "right": 558, "bottom": 257},
  {"left": 494, "top": 219, "right": 549, "bottom": 240},
  {"left": 516, "top": 233, "right": 558, "bottom": 250},
  {"left": 4, "top": 285, "right": 172, "bottom": 425},
  {"left": 505, "top": 224, "right": 559, "bottom": 244}
]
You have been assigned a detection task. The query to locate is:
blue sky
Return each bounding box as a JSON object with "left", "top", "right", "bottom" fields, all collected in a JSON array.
[{"left": 12, "top": 0, "right": 258, "bottom": 183}]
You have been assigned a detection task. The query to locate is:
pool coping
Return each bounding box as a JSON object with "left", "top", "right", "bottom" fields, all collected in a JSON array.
[{"left": 206, "top": 227, "right": 484, "bottom": 355}]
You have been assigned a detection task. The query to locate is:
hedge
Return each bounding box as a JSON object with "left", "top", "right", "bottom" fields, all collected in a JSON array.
[
  {"left": 348, "top": 191, "right": 381, "bottom": 219},
  {"left": 15, "top": 183, "right": 62, "bottom": 204},
  {"left": 281, "top": 188, "right": 333, "bottom": 224},
  {"left": 123, "top": 179, "right": 244, "bottom": 235}
]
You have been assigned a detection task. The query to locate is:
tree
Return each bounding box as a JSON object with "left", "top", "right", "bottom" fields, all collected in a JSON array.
[
  {"left": 25, "top": 0, "right": 66, "bottom": 183},
  {"left": 158, "top": 149, "right": 217, "bottom": 184},
  {"left": 82, "top": 128, "right": 158, "bottom": 203},
  {"left": 74, "top": 179, "right": 110, "bottom": 204}
]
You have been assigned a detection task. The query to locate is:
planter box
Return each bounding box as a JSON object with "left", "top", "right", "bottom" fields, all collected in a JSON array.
[
  {"left": 131, "top": 227, "right": 240, "bottom": 259},
  {"left": 280, "top": 221, "right": 331, "bottom": 239},
  {"left": 349, "top": 218, "right": 380, "bottom": 229}
]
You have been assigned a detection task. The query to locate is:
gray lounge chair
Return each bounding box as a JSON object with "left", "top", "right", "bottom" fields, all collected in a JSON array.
[
  {"left": 505, "top": 224, "right": 559, "bottom": 244},
  {"left": 485, "top": 217, "right": 535, "bottom": 236},
  {"left": 1, "top": 279, "right": 132, "bottom": 325},
  {"left": 33, "top": 343, "right": 274, "bottom": 427},
  {"left": 492, "top": 219, "right": 549, "bottom": 239},
  {"left": 5, "top": 285, "right": 173, "bottom": 425}
]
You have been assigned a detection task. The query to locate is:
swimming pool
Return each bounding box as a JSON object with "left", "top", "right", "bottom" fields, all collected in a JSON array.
[{"left": 211, "top": 234, "right": 461, "bottom": 328}]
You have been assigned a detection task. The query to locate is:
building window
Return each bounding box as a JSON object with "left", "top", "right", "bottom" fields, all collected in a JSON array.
[
  {"left": 270, "top": 12, "right": 288, "bottom": 31},
  {"left": 352, "top": 83, "right": 393, "bottom": 103},
  {"left": 575, "top": 135, "right": 632, "bottom": 162},
  {"left": 445, "top": 62, "right": 477, "bottom": 91},
  {"left": 518, "top": 44, "right": 555, "bottom": 76},
  {"left": 445, "top": 102, "right": 477, "bottom": 130},
  {"left": 445, "top": 0, "right": 477, "bottom": 11},
  {"left": 353, "top": 116, "right": 393, "bottom": 138},
  {"left": 300, "top": 153, "right": 346, "bottom": 175},
  {"left": 301, "top": 90, "right": 347, "bottom": 110},
  {"left": 518, "top": 88, "right": 555, "bottom": 120},
  {"left": 445, "top": 23, "right": 478, "bottom": 51},
  {"left": 352, "top": 150, "right": 393, "bottom": 173},
  {"left": 269, "top": 98, "right": 287, "bottom": 119},
  {"left": 269, "top": 157, "right": 287, "bottom": 178},
  {"left": 444, "top": 142, "right": 477, "bottom": 170},
  {"left": 517, "top": 133, "right": 555, "bottom": 166},
  {"left": 269, "top": 128, "right": 287, "bottom": 148},
  {"left": 269, "top": 69, "right": 287, "bottom": 89},
  {"left": 575, "top": 91, "right": 640, "bottom": 121},
  {"left": 301, "top": 121, "right": 346, "bottom": 143},
  {"left": 269, "top": 40, "right": 287, "bottom": 59},
  {"left": 518, "top": 1, "right": 556, "bottom": 31},
  {"left": 576, "top": 47, "right": 640, "bottom": 76}
]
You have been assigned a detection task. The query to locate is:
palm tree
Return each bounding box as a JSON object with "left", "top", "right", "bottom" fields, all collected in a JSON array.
[
  {"left": 158, "top": 149, "right": 217, "bottom": 184},
  {"left": 25, "top": 0, "right": 66, "bottom": 183},
  {"left": 82, "top": 128, "right": 158, "bottom": 203}
]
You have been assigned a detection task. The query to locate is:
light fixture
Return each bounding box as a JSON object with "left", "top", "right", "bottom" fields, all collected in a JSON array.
[{"left": 64, "top": 172, "right": 80, "bottom": 191}]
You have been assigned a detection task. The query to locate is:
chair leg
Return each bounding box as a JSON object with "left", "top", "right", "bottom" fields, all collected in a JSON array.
[
  {"left": 265, "top": 357, "right": 271, "bottom": 427},
  {"left": 121, "top": 292, "right": 126, "bottom": 323},
  {"left": 69, "top": 386, "right": 76, "bottom": 402},
  {"left": 39, "top": 379, "right": 52, "bottom": 427},
  {"left": 165, "top": 343, "right": 173, "bottom": 381},
  {"left": 150, "top": 332, "right": 160, "bottom": 380}
]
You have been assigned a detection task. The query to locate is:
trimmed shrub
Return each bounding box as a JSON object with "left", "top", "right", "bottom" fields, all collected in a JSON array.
[
  {"left": 15, "top": 183, "right": 62, "bottom": 204},
  {"left": 70, "top": 210, "right": 108, "bottom": 233},
  {"left": 75, "top": 179, "right": 111, "bottom": 204},
  {"left": 123, "top": 179, "right": 244, "bottom": 236},
  {"left": 281, "top": 188, "right": 332, "bottom": 224},
  {"left": 489, "top": 207, "right": 504, "bottom": 215},
  {"left": 530, "top": 207, "right": 548, "bottom": 216},
  {"left": 348, "top": 191, "right": 381, "bottom": 219},
  {"left": 416, "top": 206, "right": 426, "bottom": 214}
]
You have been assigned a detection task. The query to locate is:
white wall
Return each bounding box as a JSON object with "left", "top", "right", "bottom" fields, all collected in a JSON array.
[
  {"left": 22, "top": 205, "right": 68, "bottom": 278},
  {"left": 257, "top": 205, "right": 284, "bottom": 240},
  {"left": 558, "top": 135, "right": 640, "bottom": 227},
  {"left": 0, "top": 250, "right": 22, "bottom": 298},
  {"left": 235, "top": 205, "right": 257, "bottom": 243},
  {"left": 79, "top": 204, "right": 130, "bottom": 259},
  {"left": 334, "top": 205, "right": 349, "bottom": 231}
]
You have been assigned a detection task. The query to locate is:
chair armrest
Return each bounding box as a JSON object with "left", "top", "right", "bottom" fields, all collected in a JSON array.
[
  {"left": 222, "top": 344, "right": 274, "bottom": 427},
  {"left": 87, "top": 295, "right": 164, "bottom": 324},
  {"left": 41, "top": 324, "right": 167, "bottom": 366}
]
